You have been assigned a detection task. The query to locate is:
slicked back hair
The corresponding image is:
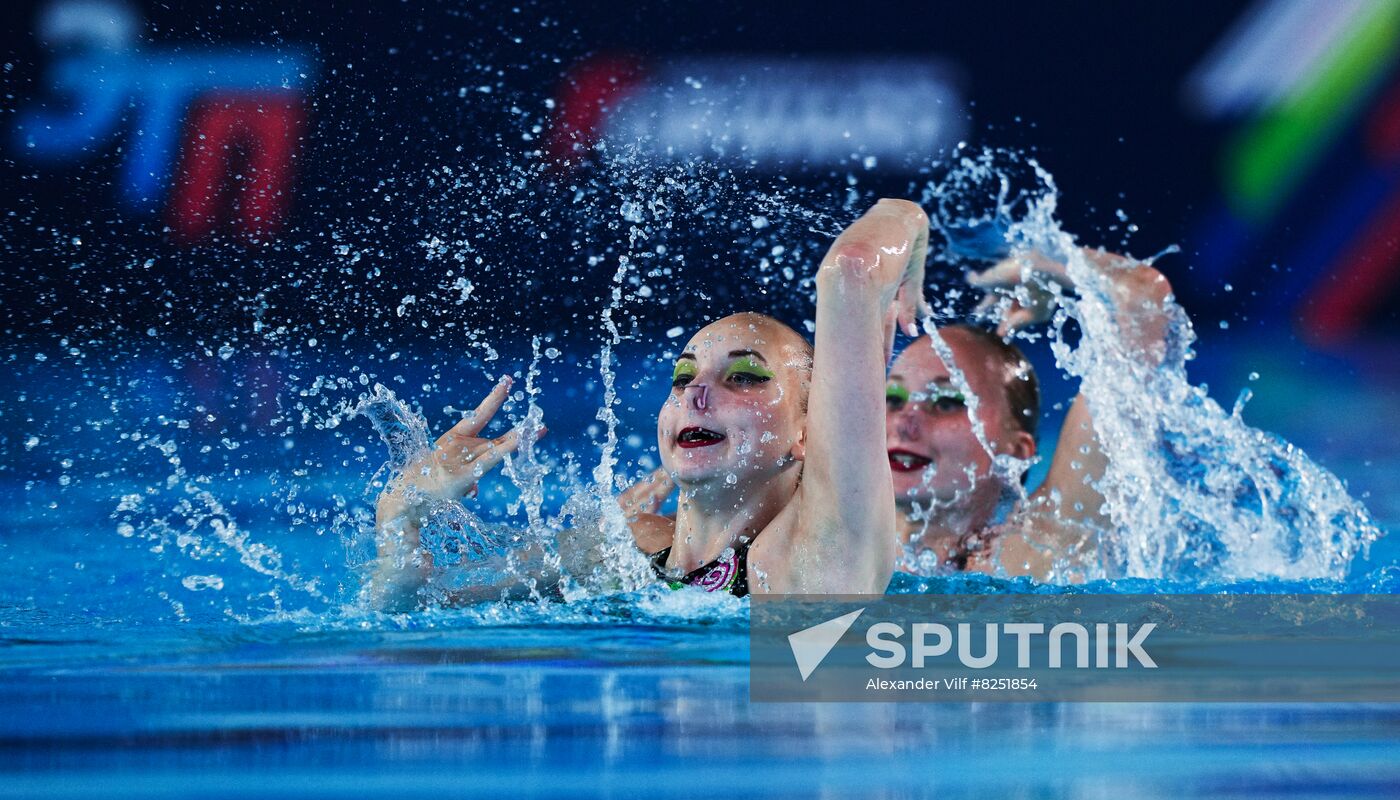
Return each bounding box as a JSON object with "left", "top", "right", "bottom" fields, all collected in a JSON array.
[{"left": 943, "top": 323, "right": 1040, "bottom": 439}]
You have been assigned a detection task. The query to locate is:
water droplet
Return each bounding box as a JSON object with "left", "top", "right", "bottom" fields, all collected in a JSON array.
[{"left": 181, "top": 575, "right": 225, "bottom": 592}]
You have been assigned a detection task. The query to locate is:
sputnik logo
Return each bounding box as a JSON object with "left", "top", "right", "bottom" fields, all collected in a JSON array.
[{"left": 788, "top": 608, "right": 864, "bottom": 681}]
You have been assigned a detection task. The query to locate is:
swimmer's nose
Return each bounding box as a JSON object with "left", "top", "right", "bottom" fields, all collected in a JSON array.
[
  {"left": 895, "top": 409, "right": 922, "bottom": 439},
  {"left": 685, "top": 383, "right": 710, "bottom": 410}
]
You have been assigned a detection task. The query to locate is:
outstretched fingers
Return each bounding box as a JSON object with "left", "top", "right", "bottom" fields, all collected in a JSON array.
[
  {"left": 968, "top": 251, "right": 1071, "bottom": 291},
  {"left": 467, "top": 426, "right": 525, "bottom": 474},
  {"left": 973, "top": 292, "right": 1033, "bottom": 335},
  {"left": 995, "top": 303, "right": 1040, "bottom": 337},
  {"left": 429, "top": 377, "right": 544, "bottom": 490},
  {"left": 968, "top": 251, "right": 1076, "bottom": 336},
  {"left": 454, "top": 423, "right": 544, "bottom": 482},
  {"left": 446, "top": 377, "right": 514, "bottom": 441}
]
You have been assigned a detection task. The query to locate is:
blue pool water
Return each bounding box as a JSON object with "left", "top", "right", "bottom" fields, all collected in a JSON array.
[
  {"left": 7, "top": 604, "right": 1400, "bottom": 799},
  {"left": 2, "top": 331, "right": 1397, "bottom": 798}
]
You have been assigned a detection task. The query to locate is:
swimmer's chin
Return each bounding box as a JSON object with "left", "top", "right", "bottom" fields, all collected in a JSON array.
[{"left": 664, "top": 457, "right": 750, "bottom": 490}]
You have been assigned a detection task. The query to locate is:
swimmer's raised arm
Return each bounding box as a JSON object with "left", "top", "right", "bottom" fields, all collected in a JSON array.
[
  {"left": 368, "top": 378, "right": 533, "bottom": 610},
  {"left": 795, "top": 199, "right": 931, "bottom": 592},
  {"left": 969, "top": 247, "right": 1174, "bottom": 531}
]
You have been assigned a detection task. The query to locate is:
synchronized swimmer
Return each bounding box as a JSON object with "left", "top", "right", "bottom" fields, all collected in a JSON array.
[
  {"left": 371, "top": 199, "right": 929, "bottom": 607},
  {"left": 625, "top": 249, "right": 1175, "bottom": 584},
  {"left": 367, "top": 198, "right": 1177, "bottom": 608}
]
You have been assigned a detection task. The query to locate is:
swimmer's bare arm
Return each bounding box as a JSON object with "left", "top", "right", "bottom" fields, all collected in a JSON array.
[
  {"left": 784, "top": 199, "right": 931, "bottom": 593},
  {"left": 369, "top": 379, "right": 531, "bottom": 610},
  {"left": 970, "top": 247, "right": 1174, "bottom": 530}
]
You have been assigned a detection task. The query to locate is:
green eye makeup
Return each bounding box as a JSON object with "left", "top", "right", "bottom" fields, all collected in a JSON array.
[
  {"left": 885, "top": 383, "right": 911, "bottom": 406},
  {"left": 724, "top": 357, "right": 774, "bottom": 382},
  {"left": 886, "top": 383, "right": 967, "bottom": 413},
  {"left": 671, "top": 361, "right": 698, "bottom": 386},
  {"left": 927, "top": 387, "right": 966, "bottom": 406}
]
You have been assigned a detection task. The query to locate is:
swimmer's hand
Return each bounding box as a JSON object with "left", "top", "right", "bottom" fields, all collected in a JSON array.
[
  {"left": 821, "top": 198, "right": 933, "bottom": 358},
  {"left": 619, "top": 467, "right": 675, "bottom": 555},
  {"left": 968, "top": 247, "right": 1173, "bottom": 355},
  {"left": 872, "top": 199, "right": 934, "bottom": 341},
  {"left": 369, "top": 378, "right": 542, "bottom": 611},
  {"left": 967, "top": 249, "right": 1070, "bottom": 336},
  {"left": 394, "top": 377, "right": 541, "bottom": 507},
  {"left": 967, "top": 247, "right": 1178, "bottom": 542},
  {"left": 620, "top": 466, "right": 674, "bottom": 518}
]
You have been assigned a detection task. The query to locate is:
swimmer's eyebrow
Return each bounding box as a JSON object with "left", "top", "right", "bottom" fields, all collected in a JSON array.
[
  {"left": 887, "top": 374, "right": 951, "bottom": 386},
  {"left": 887, "top": 375, "right": 954, "bottom": 389},
  {"left": 727, "top": 349, "right": 767, "bottom": 363},
  {"left": 677, "top": 353, "right": 696, "bottom": 361}
]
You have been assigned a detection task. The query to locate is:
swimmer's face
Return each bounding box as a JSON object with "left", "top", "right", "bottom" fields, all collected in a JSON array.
[
  {"left": 657, "top": 314, "right": 808, "bottom": 491},
  {"left": 886, "top": 330, "right": 1029, "bottom": 506}
]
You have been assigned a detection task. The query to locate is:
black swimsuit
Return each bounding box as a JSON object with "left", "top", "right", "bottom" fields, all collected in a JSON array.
[{"left": 649, "top": 541, "right": 751, "bottom": 598}]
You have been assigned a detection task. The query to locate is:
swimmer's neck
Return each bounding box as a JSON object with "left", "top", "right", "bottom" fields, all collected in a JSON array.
[{"left": 668, "top": 466, "right": 799, "bottom": 571}]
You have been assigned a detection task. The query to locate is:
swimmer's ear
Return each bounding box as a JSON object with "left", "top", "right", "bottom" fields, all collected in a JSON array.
[
  {"left": 1005, "top": 430, "right": 1035, "bottom": 462},
  {"left": 791, "top": 427, "right": 807, "bottom": 463}
]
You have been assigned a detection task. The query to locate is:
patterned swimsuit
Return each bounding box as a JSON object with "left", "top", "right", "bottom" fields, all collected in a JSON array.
[{"left": 649, "top": 541, "right": 751, "bottom": 598}]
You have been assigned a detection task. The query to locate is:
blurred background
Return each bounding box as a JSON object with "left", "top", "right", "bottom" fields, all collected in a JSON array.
[
  {"left": 5, "top": 0, "right": 1400, "bottom": 336},
  {"left": 2, "top": 0, "right": 1397, "bottom": 608}
]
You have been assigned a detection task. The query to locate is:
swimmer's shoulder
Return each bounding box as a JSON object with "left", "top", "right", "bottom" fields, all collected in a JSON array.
[{"left": 967, "top": 508, "right": 1100, "bottom": 582}]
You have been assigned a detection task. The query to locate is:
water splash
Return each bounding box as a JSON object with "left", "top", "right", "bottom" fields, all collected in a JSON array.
[
  {"left": 22, "top": 123, "right": 1383, "bottom": 627},
  {"left": 925, "top": 149, "right": 1380, "bottom": 581},
  {"left": 111, "top": 431, "right": 326, "bottom": 621}
]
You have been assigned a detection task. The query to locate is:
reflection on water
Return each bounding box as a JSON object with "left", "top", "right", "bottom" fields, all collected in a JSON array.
[{"left": 2, "top": 619, "right": 1398, "bottom": 799}]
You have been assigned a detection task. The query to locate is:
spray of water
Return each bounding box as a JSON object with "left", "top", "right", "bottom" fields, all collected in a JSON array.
[
  {"left": 917, "top": 149, "right": 1380, "bottom": 582},
  {"left": 75, "top": 136, "right": 1381, "bottom": 619},
  {"left": 111, "top": 431, "right": 325, "bottom": 621}
]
